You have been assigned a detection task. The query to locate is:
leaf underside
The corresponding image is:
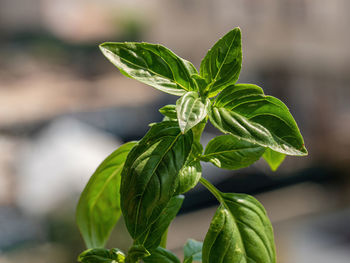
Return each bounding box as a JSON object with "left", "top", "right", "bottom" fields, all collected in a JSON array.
[{"left": 176, "top": 91, "right": 210, "bottom": 134}]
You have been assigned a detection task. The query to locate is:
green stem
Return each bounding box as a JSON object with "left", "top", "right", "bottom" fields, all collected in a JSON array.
[
  {"left": 191, "top": 117, "right": 207, "bottom": 144},
  {"left": 199, "top": 177, "right": 223, "bottom": 204}
]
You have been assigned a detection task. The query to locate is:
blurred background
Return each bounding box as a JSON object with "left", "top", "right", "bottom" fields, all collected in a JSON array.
[{"left": 0, "top": 0, "right": 349, "bottom": 262}]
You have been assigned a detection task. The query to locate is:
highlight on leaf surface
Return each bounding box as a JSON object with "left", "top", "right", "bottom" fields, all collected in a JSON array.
[
  {"left": 203, "top": 192, "right": 276, "bottom": 263},
  {"left": 120, "top": 121, "right": 193, "bottom": 240},
  {"left": 99, "top": 42, "right": 198, "bottom": 96},
  {"left": 78, "top": 248, "right": 125, "bottom": 263},
  {"left": 209, "top": 83, "right": 307, "bottom": 156},
  {"left": 176, "top": 91, "right": 210, "bottom": 134}
]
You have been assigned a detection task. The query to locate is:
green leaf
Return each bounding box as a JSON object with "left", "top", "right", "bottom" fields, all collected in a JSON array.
[
  {"left": 202, "top": 192, "right": 276, "bottom": 263},
  {"left": 176, "top": 91, "right": 210, "bottom": 134},
  {"left": 200, "top": 28, "right": 242, "bottom": 97},
  {"left": 263, "top": 148, "right": 286, "bottom": 171},
  {"left": 183, "top": 239, "right": 203, "bottom": 263},
  {"left": 176, "top": 142, "right": 203, "bottom": 195},
  {"left": 159, "top": 105, "right": 177, "bottom": 119},
  {"left": 120, "top": 121, "right": 193, "bottom": 240},
  {"left": 209, "top": 84, "right": 307, "bottom": 156},
  {"left": 191, "top": 74, "right": 208, "bottom": 96},
  {"left": 137, "top": 195, "right": 184, "bottom": 250},
  {"left": 100, "top": 42, "right": 198, "bottom": 96},
  {"left": 78, "top": 248, "right": 125, "bottom": 263},
  {"left": 202, "top": 135, "right": 265, "bottom": 170},
  {"left": 176, "top": 161, "right": 201, "bottom": 194},
  {"left": 126, "top": 245, "right": 150, "bottom": 262},
  {"left": 143, "top": 247, "right": 180, "bottom": 263},
  {"left": 76, "top": 142, "right": 137, "bottom": 248}
]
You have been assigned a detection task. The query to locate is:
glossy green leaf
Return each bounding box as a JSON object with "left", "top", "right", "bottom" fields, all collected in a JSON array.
[
  {"left": 120, "top": 121, "right": 193, "bottom": 240},
  {"left": 202, "top": 135, "right": 265, "bottom": 170},
  {"left": 209, "top": 84, "right": 307, "bottom": 156},
  {"left": 78, "top": 248, "right": 125, "bottom": 263},
  {"left": 176, "top": 161, "right": 201, "bottom": 194},
  {"left": 263, "top": 148, "right": 286, "bottom": 171},
  {"left": 137, "top": 195, "right": 184, "bottom": 250},
  {"left": 159, "top": 105, "right": 177, "bottom": 119},
  {"left": 175, "top": 142, "right": 203, "bottom": 195},
  {"left": 203, "top": 192, "right": 276, "bottom": 263},
  {"left": 143, "top": 247, "right": 180, "bottom": 263},
  {"left": 191, "top": 74, "right": 208, "bottom": 96},
  {"left": 184, "top": 239, "right": 203, "bottom": 263},
  {"left": 100, "top": 42, "right": 198, "bottom": 96},
  {"left": 200, "top": 28, "right": 242, "bottom": 97},
  {"left": 76, "top": 142, "right": 137, "bottom": 248},
  {"left": 176, "top": 91, "right": 210, "bottom": 134}
]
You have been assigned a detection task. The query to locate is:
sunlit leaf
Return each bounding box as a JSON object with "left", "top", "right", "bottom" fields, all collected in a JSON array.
[
  {"left": 100, "top": 42, "right": 198, "bottom": 96},
  {"left": 263, "top": 148, "right": 286, "bottom": 171},
  {"left": 176, "top": 91, "right": 210, "bottom": 134},
  {"left": 202, "top": 135, "right": 265, "bottom": 170},
  {"left": 203, "top": 193, "right": 276, "bottom": 263},
  {"left": 78, "top": 248, "right": 125, "bottom": 263},
  {"left": 209, "top": 84, "right": 307, "bottom": 156},
  {"left": 200, "top": 28, "right": 242, "bottom": 97},
  {"left": 76, "top": 142, "right": 137, "bottom": 248},
  {"left": 120, "top": 121, "right": 193, "bottom": 240}
]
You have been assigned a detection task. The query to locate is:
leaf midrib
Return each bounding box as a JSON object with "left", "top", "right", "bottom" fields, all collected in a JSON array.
[{"left": 212, "top": 30, "right": 238, "bottom": 83}]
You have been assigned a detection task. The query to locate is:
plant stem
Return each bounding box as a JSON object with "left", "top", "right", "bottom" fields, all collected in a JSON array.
[{"left": 199, "top": 177, "right": 223, "bottom": 204}]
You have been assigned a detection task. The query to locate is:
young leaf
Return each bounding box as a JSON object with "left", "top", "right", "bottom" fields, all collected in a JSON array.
[
  {"left": 120, "top": 121, "right": 193, "bottom": 240},
  {"left": 202, "top": 135, "right": 265, "bottom": 170},
  {"left": 176, "top": 91, "right": 210, "bottom": 134},
  {"left": 176, "top": 161, "right": 201, "bottom": 195},
  {"left": 200, "top": 28, "right": 242, "bottom": 97},
  {"left": 76, "top": 141, "right": 137, "bottom": 248},
  {"left": 184, "top": 239, "right": 203, "bottom": 263},
  {"left": 202, "top": 192, "right": 276, "bottom": 263},
  {"left": 175, "top": 141, "right": 203, "bottom": 195},
  {"left": 159, "top": 105, "right": 177, "bottom": 120},
  {"left": 100, "top": 42, "right": 198, "bottom": 96},
  {"left": 263, "top": 148, "right": 286, "bottom": 171},
  {"left": 143, "top": 247, "right": 180, "bottom": 263},
  {"left": 78, "top": 248, "right": 125, "bottom": 263},
  {"left": 191, "top": 74, "right": 208, "bottom": 96},
  {"left": 126, "top": 245, "right": 150, "bottom": 263},
  {"left": 136, "top": 195, "right": 184, "bottom": 250},
  {"left": 209, "top": 84, "right": 307, "bottom": 156}
]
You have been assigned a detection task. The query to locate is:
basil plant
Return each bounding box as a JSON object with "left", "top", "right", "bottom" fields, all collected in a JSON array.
[{"left": 76, "top": 28, "right": 307, "bottom": 263}]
